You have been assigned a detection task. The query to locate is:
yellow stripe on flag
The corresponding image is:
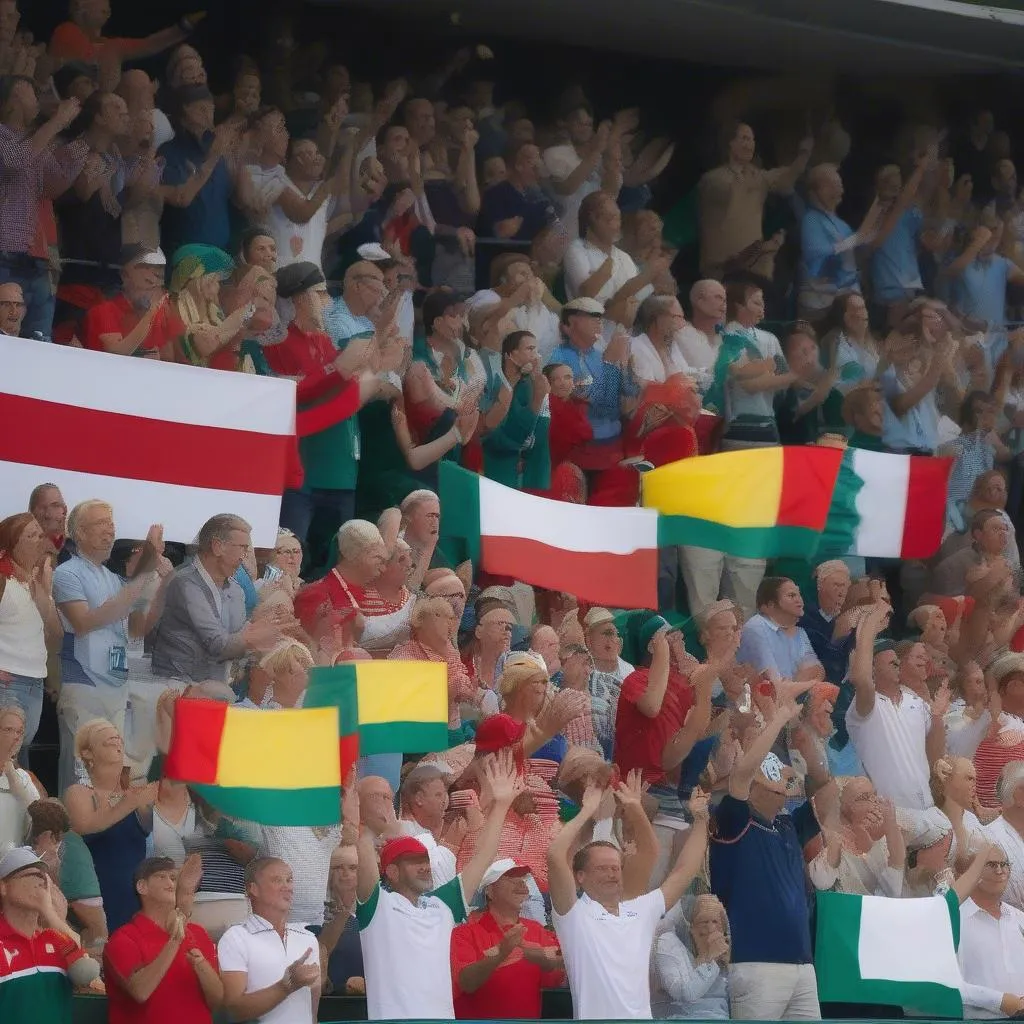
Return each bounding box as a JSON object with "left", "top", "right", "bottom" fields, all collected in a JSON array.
[
  {"left": 643, "top": 448, "right": 784, "bottom": 527},
  {"left": 217, "top": 706, "right": 341, "bottom": 789},
  {"left": 355, "top": 661, "right": 448, "bottom": 726}
]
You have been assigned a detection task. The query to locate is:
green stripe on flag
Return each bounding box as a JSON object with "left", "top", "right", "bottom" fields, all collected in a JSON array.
[
  {"left": 655, "top": 516, "right": 823, "bottom": 558},
  {"left": 359, "top": 720, "right": 450, "bottom": 756},
  {"left": 192, "top": 783, "right": 341, "bottom": 826},
  {"left": 306, "top": 666, "right": 360, "bottom": 735},
  {"left": 439, "top": 461, "right": 481, "bottom": 565},
  {"left": 815, "top": 891, "right": 963, "bottom": 1018},
  {"left": 818, "top": 447, "right": 865, "bottom": 557}
]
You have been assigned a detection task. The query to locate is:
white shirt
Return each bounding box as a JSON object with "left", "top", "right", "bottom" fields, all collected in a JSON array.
[
  {"left": 958, "top": 899, "right": 1024, "bottom": 1017},
  {"left": 542, "top": 143, "right": 602, "bottom": 240},
  {"left": 552, "top": 889, "right": 666, "bottom": 1020},
  {"left": 152, "top": 107, "right": 174, "bottom": 150},
  {"left": 982, "top": 816, "right": 1024, "bottom": 912},
  {"left": 0, "top": 575, "right": 46, "bottom": 677},
  {"left": 218, "top": 914, "right": 321, "bottom": 1024},
  {"left": 396, "top": 820, "right": 457, "bottom": 886},
  {"left": 563, "top": 239, "right": 652, "bottom": 307},
  {"left": 257, "top": 825, "right": 341, "bottom": 926},
  {"left": 846, "top": 687, "right": 934, "bottom": 811},
  {"left": 358, "top": 876, "right": 467, "bottom": 1020},
  {"left": 0, "top": 766, "right": 40, "bottom": 851},
  {"left": 630, "top": 332, "right": 693, "bottom": 384},
  {"left": 677, "top": 323, "right": 721, "bottom": 374}
]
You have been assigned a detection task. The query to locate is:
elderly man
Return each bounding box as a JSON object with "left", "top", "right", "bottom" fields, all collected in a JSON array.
[
  {"left": 677, "top": 279, "right": 726, "bottom": 384},
  {"left": 798, "top": 163, "right": 882, "bottom": 321},
  {"left": 982, "top": 762, "right": 1024, "bottom": 911},
  {"left": 400, "top": 489, "right": 441, "bottom": 580},
  {"left": 0, "top": 846, "right": 100, "bottom": 1017},
  {"left": 0, "top": 280, "right": 25, "bottom": 336},
  {"left": 548, "top": 297, "right": 638, "bottom": 472},
  {"left": 104, "top": 856, "right": 222, "bottom": 1023},
  {"left": 52, "top": 501, "right": 168, "bottom": 792},
  {"left": 931, "top": 509, "right": 1019, "bottom": 599},
  {"left": 270, "top": 262, "right": 385, "bottom": 555},
  {"left": 151, "top": 514, "right": 285, "bottom": 684},
  {"left": 294, "top": 520, "right": 388, "bottom": 629},
  {"left": 351, "top": 753, "right": 521, "bottom": 1020},
  {"left": 218, "top": 858, "right": 321, "bottom": 1024},
  {"left": 28, "top": 482, "right": 67, "bottom": 554},
  {"left": 80, "top": 245, "right": 182, "bottom": 358},
  {"left": 582, "top": 607, "right": 632, "bottom": 759},
  {"left": 451, "top": 859, "right": 563, "bottom": 1020},
  {"left": 799, "top": 560, "right": 855, "bottom": 684},
  {"left": 737, "top": 577, "right": 824, "bottom": 682}
]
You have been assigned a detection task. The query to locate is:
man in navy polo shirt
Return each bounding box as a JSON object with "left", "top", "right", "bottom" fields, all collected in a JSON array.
[{"left": 710, "top": 678, "right": 828, "bottom": 1021}]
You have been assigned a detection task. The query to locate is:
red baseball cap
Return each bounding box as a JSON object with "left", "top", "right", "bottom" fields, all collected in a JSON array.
[
  {"left": 473, "top": 714, "right": 527, "bottom": 755},
  {"left": 379, "top": 836, "right": 430, "bottom": 873}
]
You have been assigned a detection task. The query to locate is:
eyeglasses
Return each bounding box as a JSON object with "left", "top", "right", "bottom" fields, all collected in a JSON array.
[
  {"left": 594, "top": 628, "right": 618, "bottom": 638},
  {"left": 275, "top": 547, "right": 302, "bottom": 556},
  {"left": 985, "top": 860, "right": 1011, "bottom": 871},
  {"left": 0, "top": 300, "right": 26, "bottom": 310}
]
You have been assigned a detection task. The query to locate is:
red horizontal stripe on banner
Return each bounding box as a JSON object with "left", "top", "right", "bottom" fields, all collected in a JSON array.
[
  {"left": 0, "top": 393, "right": 290, "bottom": 495},
  {"left": 482, "top": 535, "right": 658, "bottom": 609}
]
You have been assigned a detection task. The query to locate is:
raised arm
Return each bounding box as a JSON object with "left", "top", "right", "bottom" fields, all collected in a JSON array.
[
  {"left": 660, "top": 789, "right": 711, "bottom": 908},
  {"left": 344, "top": 778, "right": 381, "bottom": 903},
  {"left": 547, "top": 783, "right": 604, "bottom": 915},
  {"left": 634, "top": 631, "right": 672, "bottom": 717},
  {"left": 615, "top": 770, "right": 659, "bottom": 899},
  {"left": 460, "top": 750, "right": 523, "bottom": 898},
  {"left": 850, "top": 604, "right": 888, "bottom": 717}
]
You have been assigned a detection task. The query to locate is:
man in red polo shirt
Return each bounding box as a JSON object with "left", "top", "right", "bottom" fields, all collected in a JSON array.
[
  {"left": 451, "top": 858, "right": 563, "bottom": 1019},
  {"left": 81, "top": 244, "right": 184, "bottom": 358},
  {"left": 104, "top": 856, "right": 222, "bottom": 1024},
  {"left": 0, "top": 846, "right": 100, "bottom": 1018}
]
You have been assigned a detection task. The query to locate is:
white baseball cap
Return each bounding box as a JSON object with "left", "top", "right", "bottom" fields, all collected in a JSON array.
[
  {"left": 479, "top": 858, "right": 531, "bottom": 889},
  {"left": 0, "top": 846, "right": 44, "bottom": 880}
]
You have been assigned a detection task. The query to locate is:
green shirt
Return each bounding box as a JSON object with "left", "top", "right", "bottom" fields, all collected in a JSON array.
[{"left": 60, "top": 830, "right": 101, "bottom": 901}]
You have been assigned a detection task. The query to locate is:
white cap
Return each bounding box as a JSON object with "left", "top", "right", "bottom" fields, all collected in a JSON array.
[
  {"left": 563, "top": 296, "right": 605, "bottom": 316},
  {"left": 0, "top": 846, "right": 44, "bottom": 880},
  {"left": 479, "top": 857, "right": 530, "bottom": 890},
  {"left": 357, "top": 243, "right": 392, "bottom": 262}
]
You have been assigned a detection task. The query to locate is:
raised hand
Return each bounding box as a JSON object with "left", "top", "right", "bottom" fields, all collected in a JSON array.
[
  {"left": 285, "top": 948, "right": 319, "bottom": 991},
  {"left": 479, "top": 748, "right": 523, "bottom": 808},
  {"left": 579, "top": 782, "right": 605, "bottom": 820},
  {"left": 177, "top": 853, "right": 203, "bottom": 897},
  {"left": 613, "top": 768, "right": 648, "bottom": 811}
]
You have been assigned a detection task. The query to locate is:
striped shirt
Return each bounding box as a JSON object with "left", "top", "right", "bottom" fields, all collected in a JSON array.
[
  {"left": 0, "top": 126, "right": 88, "bottom": 253},
  {"left": 257, "top": 824, "right": 342, "bottom": 927},
  {"left": 323, "top": 294, "right": 374, "bottom": 350}
]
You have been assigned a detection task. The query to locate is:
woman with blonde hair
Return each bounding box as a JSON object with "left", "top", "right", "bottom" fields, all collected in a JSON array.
[
  {"left": 652, "top": 894, "right": 731, "bottom": 1019},
  {"left": 930, "top": 755, "right": 988, "bottom": 871},
  {"left": 64, "top": 718, "right": 158, "bottom": 931},
  {"left": 169, "top": 244, "right": 255, "bottom": 366},
  {"left": 256, "top": 639, "right": 314, "bottom": 709}
]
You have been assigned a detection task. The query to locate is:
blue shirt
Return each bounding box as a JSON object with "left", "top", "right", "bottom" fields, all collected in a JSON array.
[
  {"left": 879, "top": 366, "right": 940, "bottom": 453},
  {"left": 158, "top": 129, "right": 233, "bottom": 253},
  {"left": 710, "top": 795, "right": 817, "bottom": 964},
  {"left": 799, "top": 207, "right": 860, "bottom": 303},
  {"left": 53, "top": 555, "right": 129, "bottom": 688},
  {"left": 323, "top": 295, "right": 375, "bottom": 350},
  {"left": 871, "top": 206, "right": 923, "bottom": 302},
  {"left": 955, "top": 254, "right": 1010, "bottom": 328},
  {"left": 477, "top": 180, "right": 556, "bottom": 241},
  {"left": 549, "top": 342, "right": 637, "bottom": 442},
  {"left": 736, "top": 613, "right": 819, "bottom": 680}
]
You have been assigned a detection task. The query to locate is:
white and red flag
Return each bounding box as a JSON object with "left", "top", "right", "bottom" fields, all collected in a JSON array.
[{"left": 0, "top": 335, "right": 297, "bottom": 545}]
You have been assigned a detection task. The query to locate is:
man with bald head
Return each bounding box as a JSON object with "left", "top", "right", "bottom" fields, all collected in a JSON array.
[
  {"left": 677, "top": 279, "right": 726, "bottom": 386},
  {"left": 116, "top": 68, "right": 173, "bottom": 149},
  {"left": 0, "top": 281, "right": 26, "bottom": 336},
  {"left": 798, "top": 163, "right": 881, "bottom": 321}
]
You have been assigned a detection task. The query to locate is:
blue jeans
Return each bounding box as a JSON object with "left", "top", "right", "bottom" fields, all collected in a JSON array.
[
  {"left": 0, "top": 257, "right": 55, "bottom": 340},
  {"left": 279, "top": 487, "right": 356, "bottom": 543},
  {"left": 0, "top": 672, "right": 44, "bottom": 770}
]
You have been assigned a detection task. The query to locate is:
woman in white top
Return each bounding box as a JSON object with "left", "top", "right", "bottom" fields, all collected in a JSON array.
[
  {"left": 931, "top": 756, "right": 989, "bottom": 871},
  {"left": 651, "top": 895, "right": 730, "bottom": 1020},
  {"left": 0, "top": 513, "right": 62, "bottom": 762},
  {"left": 0, "top": 704, "right": 41, "bottom": 850},
  {"left": 359, "top": 539, "right": 415, "bottom": 655}
]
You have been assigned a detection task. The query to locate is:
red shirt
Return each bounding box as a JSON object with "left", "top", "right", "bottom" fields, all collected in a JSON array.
[
  {"left": 104, "top": 913, "right": 218, "bottom": 1024},
  {"left": 451, "top": 910, "right": 562, "bottom": 1019},
  {"left": 294, "top": 567, "right": 368, "bottom": 628},
  {"left": 614, "top": 667, "right": 694, "bottom": 784},
  {"left": 82, "top": 294, "right": 185, "bottom": 358},
  {"left": 49, "top": 22, "right": 151, "bottom": 62}
]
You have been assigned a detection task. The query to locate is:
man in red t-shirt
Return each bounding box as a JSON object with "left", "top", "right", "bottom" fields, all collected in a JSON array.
[
  {"left": 81, "top": 244, "right": 184, "bottom": 358},
  {"left": 104, "top": 856, "right": 222, "bottom": 1024},
  {"left": 451, "top": 858, "right": 563, "bottom": 1019},
  {"left": 49, "top": 1, "right": 202, "bottom": 65}
]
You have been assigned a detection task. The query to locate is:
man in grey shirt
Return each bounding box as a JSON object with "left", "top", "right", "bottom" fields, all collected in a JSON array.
[{"left": 151, "top": 514, "right": 285, "bottom": 682}]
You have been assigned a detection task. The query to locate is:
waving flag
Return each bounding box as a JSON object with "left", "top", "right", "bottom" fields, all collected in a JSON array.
[
  {"left": 0, "top": 334, "right": 296, "bottom": 545},
  {"left": 440, "top": 462, "right": 660, "bottom": 609},
  {"left": 823, "top": 448, "right": 952, "bottom": 559},
  {"left": 642, "top": 446, "right": 844, "bottom": 558},
  {"left": 165, "top": 699, "right": 342, "bottom": 825}
]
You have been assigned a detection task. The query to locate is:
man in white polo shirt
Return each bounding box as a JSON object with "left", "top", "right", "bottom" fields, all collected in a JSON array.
[
  {"left": 547, "top": 775, "right": 710, "bottom": 1019},
  {"left": 352, "top": 752, "right": 521, "bottom": 1020},
  {"left": 218, "top": 857, "right": 321, "bottom": 1023},
  {"left": 846, "top": 604, "right": 950, "bottom": 848}
]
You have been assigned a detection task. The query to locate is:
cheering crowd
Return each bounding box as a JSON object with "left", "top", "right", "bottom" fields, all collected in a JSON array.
[{"left": 7, "top": 0, "right": 1024, "bottom": 1021}]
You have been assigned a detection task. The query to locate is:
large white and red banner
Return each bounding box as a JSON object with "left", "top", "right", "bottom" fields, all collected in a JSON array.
[{"left": 0, "top": 335, "right": 296, "bottom": 546}]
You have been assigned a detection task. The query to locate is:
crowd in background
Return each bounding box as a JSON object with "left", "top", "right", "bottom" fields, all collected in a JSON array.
[{"left": 6, "top": 1, "right": 1024, "bottom": 1021}]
